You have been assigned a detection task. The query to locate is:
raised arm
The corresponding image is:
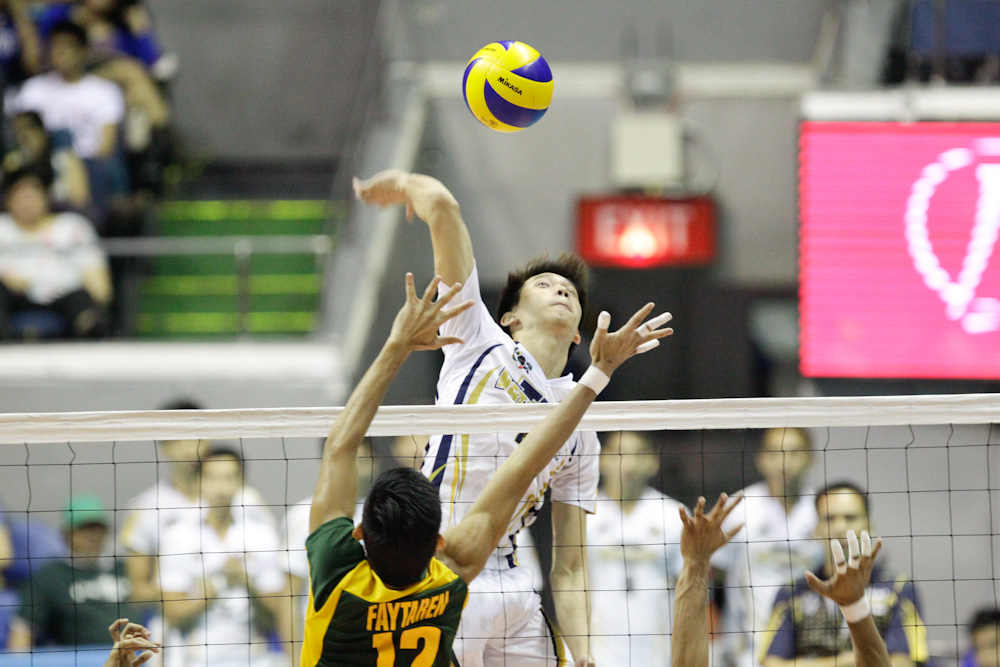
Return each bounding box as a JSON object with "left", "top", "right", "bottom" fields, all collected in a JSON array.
[
  {"left": 672, "top": 493, "right": 744, "bottom": 667},
  {"left": 309, "top": 273, "right": 472, "bottom": 533},
  {"left": 438, "top": 305, "right": 674, "bottom": 584},
  {"left": 354, "top": 170, "right": 474, "bottom": 285},
  {"left": 804, "top": 531, "right": 891, "bottom": 667}
]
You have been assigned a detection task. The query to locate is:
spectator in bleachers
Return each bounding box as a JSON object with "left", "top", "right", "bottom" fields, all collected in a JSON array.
[
  {"left": 587, "top": 430, "right": 684, "bottom": 667},
  {"left": 120, "top": 400, "right": 274, "bottom": 609},
  {"left": 35, "top": 3, "right": 171, "bottom": 203},
  {"left": 4, "top": 110, "right": 90, "bottom": 211},
  {"left": 0, "top": 166, "right": 111, "bottom": 340},
  {"left": 159, "top": 445, "right": 290, "bottom": 667},
  {"left": 716, "top": 426, "right": 823, "bottom": 667},
  {"left": 37, "top": 0, "right": 165, "bottom": 72},
  {"left": 967, "top": 608, "right": 1000, "bottom": 667},
  {"left": 760, "top": 482, "right": 930, "bottom": 667},
  {"left": 0, "top": 500, "right": 29, "bottom": 651},
  {"left": 0, "top": 0, "right": 42, "bottom": 89},
  {"left": 14, "top": 495, "right": 141, "bottom": 649},
  {"left": 14, "top": 20, "right": 124, "bottom": 162},
  {"left": 12, "top": 20, "right": 127, "bottom": 229}
]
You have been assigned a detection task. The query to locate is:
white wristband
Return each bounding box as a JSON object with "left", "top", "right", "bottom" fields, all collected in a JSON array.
[
  {"left": 840, "top": 596, "right": 871, "bottom": 624},
  {"left": 579, "top": 366, "right": 609, "bottom": 395}
]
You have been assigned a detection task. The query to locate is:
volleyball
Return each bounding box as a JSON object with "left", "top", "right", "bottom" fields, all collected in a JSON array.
[{"left": 462, "top": 41, "right": 553, "bottom": 132}]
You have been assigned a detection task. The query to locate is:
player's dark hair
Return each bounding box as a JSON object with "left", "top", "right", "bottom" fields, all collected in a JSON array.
[
  {"left": 362, "top": 467, "right": 442, "bottom": 588},
  {"left": 970, "top": 607, "right": 1000, "bottom": 634},
  {"left": 815, "top": 481, "right": 869, "bottom": 516},
  {"left": 497, "top": 253, "right": 589, "bottom": 336},
  {"left": 196, "top": 444, "right": 244, "bottom": 474},
  {"left": 49, "top": 20, "right": 88, "bottom": 48}
]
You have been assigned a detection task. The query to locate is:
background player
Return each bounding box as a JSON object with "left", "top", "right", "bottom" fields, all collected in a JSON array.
[
  {"left": 354, "top": 169, "right": 671, "bottom": 667},
  {"left": 303, "top": 272, "right": 671, "bottom": 666}
]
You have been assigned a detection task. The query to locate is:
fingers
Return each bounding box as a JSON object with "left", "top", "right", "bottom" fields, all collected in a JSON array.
[
  {"left": 108, "top": 618, "right": 128, "bottom": 641},
  {"left": 722, "top": 522, "right": 745, "bottom": 542},
  {"left": 636, "top": 339, "right": 660, "bottom": 353},
  {"left": 622, "top": 302, "right": 656, "bottom": 333},
  {"left": 831, "top": 538, "right": 847, "bottom": 575},
  {"left": 434, "top": 336, "right": 466, "bottom": 348},
  {"left": 846, "top": 530, "right": 861, "bottom": 569},
  {"left": 592, "top": 310, "right": 610, "bottom": 348},
  {"left": 719, "top": 491, "right": 744, "bottom": 523},
  {"left": 406, "top": 201, "right": 415, "bottom": 222},
  {"left": 860, "top": 530, "right": 872, "bottom": 558},
  {"left": 134, "top": 651, "right": 155, "bottom": 666},
  {"left": 678, "top": 505, "right": 693, "bottom": 528},
  {"left": 804, "top": 570, "right": 829, "bottom": 595},
  {"left": 694, "top": 496, "right": 706, "bottom": 519},
  {"left": 433, "top": 280, "right": 463, "bottom": 309},
  {"left": 438, "top": 299, "right": 475, "bottom": 324},
  {"left": 121, "top": 622, "right": 151, "bottom": 640},
  {"left": 419, "top": 274, "right": 441, "bottom": 303},
  {"left": 871, "top": 537, "right": 884, "bottom": 560},
  {"left": 119, "top": 637, "right": 161, "bottom": 650}
]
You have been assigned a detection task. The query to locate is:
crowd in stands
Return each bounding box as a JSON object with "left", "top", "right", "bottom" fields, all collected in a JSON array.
[{"left": 0, "top": 0, "right": 173, "bottom": 342}]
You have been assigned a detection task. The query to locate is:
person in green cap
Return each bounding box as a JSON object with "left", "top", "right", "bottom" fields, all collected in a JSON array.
[{"left": 15, "top": 494, "right": 143, "bottom": 648}]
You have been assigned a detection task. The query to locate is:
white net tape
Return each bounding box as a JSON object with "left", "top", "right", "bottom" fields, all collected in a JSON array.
[{"left": 1, "top": 392, "right": 998, "bottom": 443}]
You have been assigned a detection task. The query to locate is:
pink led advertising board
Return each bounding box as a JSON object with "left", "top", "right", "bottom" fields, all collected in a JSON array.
[{"left": 800, "top": 121, "right": 1000, "bottom": 379}]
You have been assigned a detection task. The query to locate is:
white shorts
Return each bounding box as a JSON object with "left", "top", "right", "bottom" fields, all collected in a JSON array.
[{"left": 454, "top": 565, "right": 571, "bottom": 667}]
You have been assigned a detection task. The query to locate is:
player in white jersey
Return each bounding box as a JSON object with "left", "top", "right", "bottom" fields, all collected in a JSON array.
[
  {"left": 587, "top": 431, "right": 684, "bottom": 667},
  {"left": 716, "top": 427, "right": 822, "bottom": 667},
  {"left": 355, "top": 169, "right": 672, "bottom": 667}
]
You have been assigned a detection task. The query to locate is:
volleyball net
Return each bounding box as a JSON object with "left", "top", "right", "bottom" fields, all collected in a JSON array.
[{"left": 0, "top": 394, "right": 997, "bottom": 667}]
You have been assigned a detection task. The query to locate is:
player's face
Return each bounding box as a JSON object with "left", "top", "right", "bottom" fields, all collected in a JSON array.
[
  {"left": 756, "top": 428, "right": 812, "bottom": 493},
  {"left": 12, "top": 116, "right": 46, "bottom": 159},
  {"left": 973, "top": 625, "right": 1000, "bottom": 667},
  {"left": 199, "top": 457, "right": 242, "bottom": 509},
  {"left": 510, "top": 273, "right": 582, "bottom": 335},
  {"left": 815, "top": 490, "right": 869, "bottom": 544}
]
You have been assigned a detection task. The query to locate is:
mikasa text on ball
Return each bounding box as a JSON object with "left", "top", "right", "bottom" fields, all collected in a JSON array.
[{"left": 462, "top": 41, "right": 553, "bottom": 132}]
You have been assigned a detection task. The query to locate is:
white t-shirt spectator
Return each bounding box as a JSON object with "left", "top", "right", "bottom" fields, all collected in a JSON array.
[
  {"left": 716, "top": 481, "right": 823, "bottom": 667},
  {"left": 120, "top": 480, "right": 275, "bottom": 558},
  {"left": 0, "top": 212, "right": 105, "bottom": 304},
  {"left": 587, "top": 487, "right": 685, "bottom": 667},
  {"left": 158, "top": 511, "right": 285, "bottom": 667},
  {"left": 13, "top": 72, "right": 124, "bottom": 159}
]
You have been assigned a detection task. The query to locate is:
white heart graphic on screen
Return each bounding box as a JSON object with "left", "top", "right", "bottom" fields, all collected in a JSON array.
[{"left": 905, "top": 140, "right": 1000, "bottom": 334}]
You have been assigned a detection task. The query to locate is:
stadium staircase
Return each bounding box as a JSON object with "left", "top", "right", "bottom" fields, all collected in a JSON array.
[{"left": 135, "top": 199, "right": 342, "bottom": 339}]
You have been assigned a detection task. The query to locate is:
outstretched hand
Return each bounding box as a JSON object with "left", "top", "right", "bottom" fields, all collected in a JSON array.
[
  {"left": 588, "top": 304, "right": 673, "bottom": 376},
  {"left": 388, "top": 273, "right": 474, "bottom": 352},
  {"left": 805, "top": 529, "right": 883, "bottom": 607},
  {"left": 679, "top": 492, "right": 744, "bottom": 565},
  {"left": 354, "top": 169, "right": 421, "bottom": 221},
  {"left": 104, "top": 619, "right": 160, "bottom": 667}
]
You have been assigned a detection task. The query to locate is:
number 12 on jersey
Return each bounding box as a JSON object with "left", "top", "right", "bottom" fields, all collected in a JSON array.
[{"left": 373, "top": 626, "right": 442, "bottom": 666}]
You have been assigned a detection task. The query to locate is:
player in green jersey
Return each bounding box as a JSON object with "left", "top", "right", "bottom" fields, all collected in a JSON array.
[{"left": 302, "top": 272, "right": 672, "bottom": 667}]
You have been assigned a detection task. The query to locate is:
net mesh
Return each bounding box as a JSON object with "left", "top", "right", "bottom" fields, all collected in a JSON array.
[{"left": 0, "top": 395, "right": 996, "bottom": 667}]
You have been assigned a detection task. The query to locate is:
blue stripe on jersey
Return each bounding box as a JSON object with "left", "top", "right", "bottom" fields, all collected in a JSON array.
[{"left": 430, "top": 343, "right": 503, "bottom": 490}]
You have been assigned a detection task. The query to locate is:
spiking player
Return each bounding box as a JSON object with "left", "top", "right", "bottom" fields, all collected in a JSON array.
[
  {"left": 355, "top": 169, "right": 673, "bottom": 667},
  {"left": 303, "top": 272, "right": 672, "bottom": 666}
]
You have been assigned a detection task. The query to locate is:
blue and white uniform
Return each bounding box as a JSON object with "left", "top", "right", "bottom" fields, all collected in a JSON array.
[{"left": 422, "top": 263, "right": 600, "bottom": 667}]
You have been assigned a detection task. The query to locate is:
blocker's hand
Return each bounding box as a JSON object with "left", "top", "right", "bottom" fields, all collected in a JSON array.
[
  {"left": 388, "top": 273, "right": 474, "bottom": 352},
  {"left": 588, "top": 304, "right": 673, "bottom": 376},
  {"left": 805, "top": 529, "right": 883, "bottom": 607},
  {"left": 104, "top": 619, "right": 160, "bottom": 667},
  {"left": 679, "top": 492, "right": 744, "bottom": 565}
]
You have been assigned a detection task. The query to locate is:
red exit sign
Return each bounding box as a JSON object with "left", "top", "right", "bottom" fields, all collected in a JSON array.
[{"left": 576, "top": 196, "right": 716, "bottom": 268}]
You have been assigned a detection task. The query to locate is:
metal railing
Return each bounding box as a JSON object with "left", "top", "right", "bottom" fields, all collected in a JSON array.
[{"left": 100, "top": 235, "right": 335, "bottom": 336}]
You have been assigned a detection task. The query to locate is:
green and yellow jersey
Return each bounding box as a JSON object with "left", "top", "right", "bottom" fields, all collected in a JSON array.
[{"left": 302, "top": 517, "right": 468, "bottom": 667}]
